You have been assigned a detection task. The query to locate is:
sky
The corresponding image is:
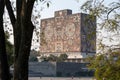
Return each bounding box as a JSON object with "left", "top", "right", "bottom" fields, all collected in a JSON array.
[
  {"left": 39, "top": 0, "right": 119, "bottom": 19},
  {"left": 40, "top": 0, "right": 86, "bottom": 19}
]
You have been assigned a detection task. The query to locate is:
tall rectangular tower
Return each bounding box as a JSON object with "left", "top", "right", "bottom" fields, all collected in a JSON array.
[{"left": 40, "top": 9, "right": 96, "bottom": 59}]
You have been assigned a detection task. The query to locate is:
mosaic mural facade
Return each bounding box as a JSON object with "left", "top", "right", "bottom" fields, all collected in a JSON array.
[{"left": 40, "top": 9, "right": 96, "bottom": 57}]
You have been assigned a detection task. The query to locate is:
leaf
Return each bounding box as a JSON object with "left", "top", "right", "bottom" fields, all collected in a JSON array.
[
  {"left": 75, "top": 0, "right": 79, "bottom": 3},
  {"left": 47, "top": 2, "right": 49, "bottom": 7},
  {"left": 39, "top": 0, "right": 44, "bottom": 2}
]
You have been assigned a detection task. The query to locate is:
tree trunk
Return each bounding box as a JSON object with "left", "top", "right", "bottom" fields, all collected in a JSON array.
[
  {"left": 5, "top": 0, "right": 35, "bottom": 80},
  {"left": 14, "top": 15, "right": 34, "bottom": 80},
  {"left": 0, "top": 0, "right": 10, "bottom": 80},
  {"left": 0, "top": 62, "right": 1, "bottom": 80},
  {"left": 15, "top": 22, "right": 34, "bottom": 80}
]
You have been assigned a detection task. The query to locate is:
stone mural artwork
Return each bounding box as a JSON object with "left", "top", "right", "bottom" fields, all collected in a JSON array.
[
  {"left": 40, "top": 9, "right": 96, "bottom": 57},
  {"left": 65, "top": 23, "right": 75, "bottom": 38},
  {"left": 44, "top": 25, "right": 53, "bottom": 41}
]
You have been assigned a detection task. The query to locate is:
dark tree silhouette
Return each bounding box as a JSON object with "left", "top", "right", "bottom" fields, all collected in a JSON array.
[{"left": 0, "top": 0, "right": 10, "bottom": 80}]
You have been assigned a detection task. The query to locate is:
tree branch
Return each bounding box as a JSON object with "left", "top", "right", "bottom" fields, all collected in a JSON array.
[
  {"left": 107, "top": 5, "right": 120, "bottom": 20},
  {"left": 0, "top": 0, "right": 11, "bottom": 79},
  {"left": 5, "top": 0, "right": 16, "bottom": 28},
  {"left": 16, "top": 0, "right": 22, "bottom": 18},
  {"left": 26, "top": 0, "right": 36, "bottom": 21},
  {"left": 107, "top": 5, "right": 120, "bottom": 28}
]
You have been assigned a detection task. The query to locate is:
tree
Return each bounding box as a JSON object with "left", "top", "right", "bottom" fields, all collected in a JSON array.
[
  {"left": 0, "top": 0, "right": 11, "bottom": 80},
  {"left": 48, "top": 54, "right": 58, "bottom": 62},
  {"left": 41, "top": 54, "right": 68, "bottom": 62},
  {"left": 81, "top": 0, "right": 120, "bottom": 51},
  {"left": 29, "top": 50, "right": 38, "bottom": 62},
  {"left": 80, "top": 0, "right": 120, "bottom": 79},
  {"left": 5, "top": 32, "right": 14, "bottom": 66},
  {"left": 87, "top": 51, "right": 120, "bottom": 80},
  {"left": 0, "top": 32, "right": 13, "bottom": 79},
  {"left": 57, "top": 54, "right": 68, "bottom": 62},
  {"left": 0, "top": 0, "right": 50, "bottom": 80},
  {"left": 40, "top": 56, "right": 49, "bottom": 62},
  {"left": 5, "top": 0, "right": 35, "bottom": 79}
]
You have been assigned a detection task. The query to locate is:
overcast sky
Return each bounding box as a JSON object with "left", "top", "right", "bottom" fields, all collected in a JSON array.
[
  {"left": 40, "top": 0, "right": 119, "bottom": 19},
  {"left": 40, "top": 0, "right": 85, "bottom": 19}
]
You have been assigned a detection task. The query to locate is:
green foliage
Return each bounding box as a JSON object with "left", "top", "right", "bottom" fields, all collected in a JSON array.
[
  {"left": 81, "top": 0, "right": 120, "bottom": 30},
  {"left": 81, "top": 3, "right": 120, "bottom": 79},
  {"left": 29, "top": 50, "right": 38, "bottom": 62},
  {"left": 40, "top": 56, "right": 49, "bottom": 61},
  {"left": 58, "top": 54, "right": 68, "bottom": 62},
  {"left": 40, "top": 54, "right": 68, "bottom": 62},
  {"left": 36, "top": 0, "right": 51, "bottom": 7},
  {"left": 29, "top": 57, "right": 38, "bottom": 62},
  {"left": 87, "top": 52, "right": 120, "bottom": 80},
  {"left": 5, "top": 32, "right": 14, "bottom": 66},
  {"left": 48, "top": 54, "right": 58, "bottom": 61}
]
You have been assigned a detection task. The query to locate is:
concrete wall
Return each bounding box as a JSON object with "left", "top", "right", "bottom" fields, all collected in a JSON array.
[
  {"left": 29, "top": 62, "right": 56, "bottom": 77},
  {"left": 29, "top": 62, "right": 93, "bottom": 77},
  {"left": 56, "top": 62, "right": 89, "bottom": 77}
]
